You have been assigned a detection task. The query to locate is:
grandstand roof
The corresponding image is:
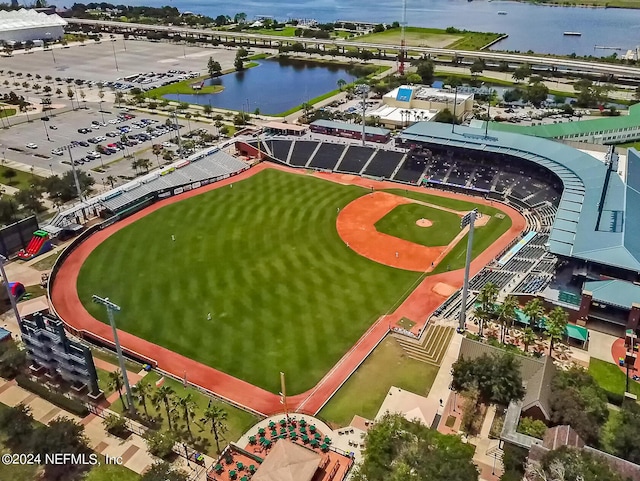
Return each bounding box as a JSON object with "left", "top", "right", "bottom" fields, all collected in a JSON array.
[
  {"left": 399, "top": 122, "right": 640, "bottom": 272},
  {"left": 0, "top": 8, "right": 67, "bottom": 32},
  {"left": 310, "top": 119, "right": 390, "bottom": 136},
  {"left": 485, "top": 103, "right": 640, "bottom": 139},
  {"left": 583, "top": 279, "right": 640, "bottom": 310}
]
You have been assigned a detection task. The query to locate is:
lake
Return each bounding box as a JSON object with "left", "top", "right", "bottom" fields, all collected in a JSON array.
[
  {"left": 164, "top": 58, "right": 361, "bottom": 114},
  {"left": 116, "top": 0, "right": 640, "bottom": 57}
]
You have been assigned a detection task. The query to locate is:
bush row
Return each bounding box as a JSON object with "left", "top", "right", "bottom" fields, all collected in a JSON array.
[{"left": 15, "top": 375, "right": 89, "bottom": 416}]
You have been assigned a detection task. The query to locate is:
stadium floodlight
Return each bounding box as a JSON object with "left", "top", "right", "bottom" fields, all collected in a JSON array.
[
  {"left": 0, "top": 254, "right": 22, "bottom": 326},
  {"left": 354, "top": 84, "right": 370, "bottom": 146},
  {"left": 458, "top": 209, "right": 481, "bottom": 333},
  {"left": 60, "top": 144, "right": 85, "bottom": 203},
  {"left": 92, "top": 295, "right": 135, "bottom": 414}
]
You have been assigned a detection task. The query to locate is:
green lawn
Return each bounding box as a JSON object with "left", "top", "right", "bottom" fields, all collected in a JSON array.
[
  {"left": 145, "top": 76, "right": 224, "bottom": 97},
  {"left": 0, "top": 433, "right": 41, "bottom": 481},
  {"left": 374, "top": 203, "right": 461, "bottom": 247},
  {"left": 111, "top": 371, "right": 258, "bottom": 455},
  {"left": 77, "top": 170, "right": 423, "bottom": 394},
  {"left": 30, "top": 250, "right": 62, "bottom": 271},
  {"left": 96, "top": 367, "right": 116, "bottom": 397},
  {"left": 0, "top": 108, "right": 16, "bottom": 119},
  {"left": 318, "top": 337, "right": 438, "bottom": 427},
  {"left": 384, "top": 189, "right": 512, "bottom": 272},
  {"left": 90, "top": 348, "right": 143, "bottom": 374},
  {"left": 589, "top": 358, "right": 640, "bottom": 398},
  {"left": 353, "top": 27, "right": 502, "bottom": 50},
  {"left": 0, "top": 164, "right": 43, "bottom": 191},
  {"left": 84, "top": 462, "right": 140, "bottom": 481}
]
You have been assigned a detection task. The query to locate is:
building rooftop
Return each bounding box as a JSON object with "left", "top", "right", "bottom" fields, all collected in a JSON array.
[
  {"left": 310, "top": 119, "right": 390, "bottom": 136},
  {"left": 0, "top": 8, "right": 67, "bottom": 32},
  {"left": 399, "top": 121, "right": 640, "bottom": 273},
  {"left": 368, "top": 105, "right": 438, "bottom": 123},
  {"left": 486, "top": 103, "right": 640, "bottom": 138},
  {"left": 252, "top": 440, "right": 321, "bottom": 481},
  {"left": 583, "top": 279, "right": 640, "bottom": 310},
  {"left": 384, "top": 85, "right": 473, "bottom": 104}
]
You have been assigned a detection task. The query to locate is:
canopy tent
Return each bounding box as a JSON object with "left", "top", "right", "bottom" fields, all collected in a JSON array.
[
  {"left": 566, "top": 323, "right": 589, "bottom": 347},
  {"left": 252, "top": 440, "right": 321, "bottom": 481}
]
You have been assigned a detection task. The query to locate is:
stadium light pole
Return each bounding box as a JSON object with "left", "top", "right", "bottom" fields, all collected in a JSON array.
[
  {"left": 0, "top": 254, "right": 23, "bottom": 327},
  {"left": 92, "top": 295, "right": 135, "bottom": 414},
  {"left": 355, "top": 84, "right": 370, "bottom": 147},
  {"left": 458, "top": 209, "right": 480, "bottom": 333},
  {"left": 62, "top": 144, "right": 85, "bottom": 202},
  {"left": 111, "top": 39, "right": 119, "bottom": 72}
]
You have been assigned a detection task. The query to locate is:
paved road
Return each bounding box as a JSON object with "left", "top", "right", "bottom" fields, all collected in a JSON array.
[{"left": 67, "top": 18, "right": 640, "bottom": 79}]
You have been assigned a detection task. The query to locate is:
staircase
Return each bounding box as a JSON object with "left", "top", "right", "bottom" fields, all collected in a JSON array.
[{"left": 392, "top": 324, "right": 454, "bottom": 365}]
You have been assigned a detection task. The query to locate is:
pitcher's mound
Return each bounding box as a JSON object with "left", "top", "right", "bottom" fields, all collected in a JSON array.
[{"left": 416, "top": 218, "right": 433, "bottom": 227}]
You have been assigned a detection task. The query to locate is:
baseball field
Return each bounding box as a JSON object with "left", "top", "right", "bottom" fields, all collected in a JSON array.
[{"left": 76, "top": 168, "right": 511, "bottom": 395}]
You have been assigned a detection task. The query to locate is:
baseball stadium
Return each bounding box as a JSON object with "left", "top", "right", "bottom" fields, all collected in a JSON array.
[{"left": 47, "top": 121, "right": 640, "bottom": 418}]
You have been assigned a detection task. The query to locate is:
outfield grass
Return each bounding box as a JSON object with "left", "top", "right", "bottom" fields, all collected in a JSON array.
[
  {"left": 374, "top": 203, "right": 461, "bottom": 247},
  {"left": 385, "top": 189, "right": 512, "bottom": 273},
  {"left": 589, "top": 358, "right": 640, "bottom": 398},
  {"left": 318, "top": 337, "right": 438, "bottom": 427},
  {"left": 78, "top": 170, "right": 423, "bottom": 394},
  {"left": 110, "top": 371, "right": 258, "bottom": 455}
]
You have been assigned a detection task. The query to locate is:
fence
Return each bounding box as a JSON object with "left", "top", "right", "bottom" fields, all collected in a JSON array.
[{"left": 0, "top": 215, "right": 39, "bottom": 257}]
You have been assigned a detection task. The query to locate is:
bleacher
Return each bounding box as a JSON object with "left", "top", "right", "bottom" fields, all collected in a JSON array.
[
  {"left": 469, "top": 270, "right": 513, "bottom": 290},
  {"left": 309, "top": 142, "right": 347, "bottom": 170},
  {"left": 336, "top": 145, "right": 373, "bottom": 174},
  {"left": 100, "top": 149, "right": 246, "bottom": 213},
  {"left": 363, "top": 151, "right": 405, "bottom": 178},
  {"left": 393, "top": 154, "right": 428, "bottom": 184},
  {"left": 289, "top": 141, "right": 320, "bottom": 167},
  {"left": 514, "top": 273, "right": 552, "bottom": 294},
  {"left": 269, "top": 139, "right": 293, "bottom": 163}
]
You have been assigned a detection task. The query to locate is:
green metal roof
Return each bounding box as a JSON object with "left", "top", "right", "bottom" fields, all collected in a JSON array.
[
  {"left": 399, "top": 121, "right": 640, "bottom": 272},
  {"left": 486, "top": 103, "right": 640, "bottom": 139},
  {"left": 583, "top": 279, "right": 640, "bottom": 310}
]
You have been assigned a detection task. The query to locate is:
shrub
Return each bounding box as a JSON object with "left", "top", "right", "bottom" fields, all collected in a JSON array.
[
  {"left": 102, "top": 413, "right": 130, "bottom": 438},
  {"left": 517, "top": 417, "right": 547, "bottom": 439},
  {"left": 15, "top": 375, "right": 89, "bottom": 416},
  {"left": 144, "top": 430, "right": 176, "bottom": 459}
]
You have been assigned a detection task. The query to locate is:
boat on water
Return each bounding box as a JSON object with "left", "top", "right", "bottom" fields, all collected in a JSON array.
[
  {"left": 498, "top": 11, "right": 507, "bottom": 14},
  {"left": 563, "top": 31, "right": 582, "bottom": 36}
]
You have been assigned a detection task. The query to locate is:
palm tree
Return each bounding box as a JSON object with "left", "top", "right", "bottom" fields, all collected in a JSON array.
[
  {"left": 184, "top": 112, "right": 192, "bottom": 135},
  {"left": 497, "top": 295, "right": 518, "bottom": 344},
  {"left": 203, "top": 404, "right": 228, "bottom": 454},
  {"left": 133, "top": 381, "right": 152, "bottom": 418},
  {"left": 546, "top": 307, "right": 568, "bottom": 356},
  {"left": 522, "top": 327, "right": 537, "bottom": 353},
  {"left": 108, "top": 370, "right": 127, "bottom": 411},
  {"left": 138, "top": 158, "right": 151, "bottom": 173},
  {"left": 114, "top": 91, "right": 124, "bottom": 107},
  {"left": 131, "top": 158, "right": 140, "bottom": 174},
  {"left": 337, "top": 78, "right": 347, "bottom": 91},
  {"left": 523, "top": 298, "right": 545, "bottom": 331},
  {"left": 474, "top": 282, "right": 498, "bottom": 337},
  {"left": 152, "top": 145, "right": 163, "bottom": 168},
  {"left": 203, "top": 104, "right": 212, "bottom": 119},
  {"left": 152, "top": 385, "right": 175, "bottom": 430},
  {"left": 55, "top": 88, "right": 62, "bottom": 98},
  {"left": 98, "top": 89, "right": 105, "bottom": 113},
  {"left": 106, "top": 175, "right": 116, "bottom": 188},
  {"left": 177, "top": 393, "right": 196, "bottom": 438}
]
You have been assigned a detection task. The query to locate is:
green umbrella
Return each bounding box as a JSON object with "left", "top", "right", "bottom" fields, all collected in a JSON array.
[
  {"left": 309, "top": 425, "right": 316, "bottom": 432},
  {"left": 300, "top": 419, "right": 307, "bottom": 426},
  {"left": 324, "top": 436, "right": 331, "bottom": 444},
  {"left": 268, "top": 421, "right": 276, "bottom": 428},
  {"left": 310, "top": 439, "right": 319, "bottom": 447}
]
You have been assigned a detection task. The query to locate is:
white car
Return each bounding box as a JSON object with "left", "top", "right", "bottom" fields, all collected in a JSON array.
[
  {"left": 26, "top": 143, "right": 38, "bottom": 149},
  {"left": 162, "top": 141, "right": 175, "bottom": 148},
  {"left": 108, "top": 119, "right": 119, "bottom": 124},
  {"left": 51, "top": 149, "right": 64, "bottom": 156}
]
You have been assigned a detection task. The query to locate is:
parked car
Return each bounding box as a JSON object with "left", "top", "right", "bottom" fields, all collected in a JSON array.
[{"left": 26, "top": 143, "right": 38, "bottom": 149}]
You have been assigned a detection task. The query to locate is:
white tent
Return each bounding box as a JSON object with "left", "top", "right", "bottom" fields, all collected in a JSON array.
[{"left": 0, "top": 9, "right": 67, "bottom": 43}]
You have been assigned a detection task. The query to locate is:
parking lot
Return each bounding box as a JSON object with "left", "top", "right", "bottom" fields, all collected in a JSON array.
[
  {"left": 0, "top": 105, "right": 189, "bottom": 182},
  {"left": 0, "top": 37, "right": 241, "bottom": 86}
]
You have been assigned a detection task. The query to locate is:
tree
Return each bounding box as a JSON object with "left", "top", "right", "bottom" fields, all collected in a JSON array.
[
  {"left": 434, "top": 108, "right": 458, "bottom": 124},
  {"left": 204, "top": 404, "right": 228, "bottom": 453},
  {"left": 549, "top": 367, "right": 608, "bottom": 445},
  {"left": 202, "top": 104, "right": 213, "bottom": 119},
  {"left": 497, "top": 295, "right": 517, "bottom": 344},
  {"left": 236, "top": 47, "right": 248, "bottom": 59},
  {"left": 470, "top": 58, "right": 485, "bottom": 77},
  {"left": 528, "top": 446, "right": 626, "bottom": 481},
  {"left": 144, "top": 430, "right": 177, "bottom": 459},
  {"left": 352, "top": 413, "right": 477, "bottom": 481},
  {"left": 602, "top": 400, "right": 640, "bottom": 463},
  {"left": 41, "top": 170, "right": 94, "bottom": 202},
  {"left": 141, "top": 461, "right": 188, "bottom": 481},
  {"left": 523, "top": 298, "right": 545, "bottom": 331},
  {"left": 234, "top": 56, "right": 244, "bottom": 71},
  {"left": 114, "top": 91, "right": 124, "bottom": 107},
  {"left": 2, "top": 168, "right": 17, "bottom": 185},
  {"left": 152, "top": 385, "right": 176, "bottom": 430},
  {"left": 517, "top": 417, "right": 547, "bottom": 439},
  {"left": 451, "top": 352, "right": 525, "bottom": 405},
  {"left": 525, "top": 82, "right": 549, "bottom": 107},
  {"left": 133, "top": 381, "right": 153, "bottom": 418},
  {"left": 32, "top": 418, "right": 93, "bottom": 481},
  {"left": 138, "top": 158, "right": 152, "bottom": 173},
  {"left": 337, "top": 78, "right": 347, "bottom": 91},
  {"left": 573, "top": 79, "right": 610, "bottom": 108},
  {"left": 0, "top": 341, "right": 26, "bottom": 377},
  {"left": 176, "top": 394, "right": 196, "bottom": 438},
  {"left": 474, "top": 281, "right": 498, "bottom": 337},
  {"left": 102, "top": 413, "right": 129, "bottom": 437},
  {"left": 233, "top": 12, "right": 247, "bottom": 24},
  {"left": 106, "top": 175, "right": 116, "bottom": 188},
  {"left": 415, "top": 59, "right": 434, "bottom": 85},
  {"left": 108, "top": 370, "right": 127, "bottom": 411},
  {"left": 0, "top": 403, "right": 34, "bottom": 449},
  {"left": 55, "top": 88, "right": 62, "bottom": 97},
  {"left": 522, "top": 327, "right": 537, "bottom": 353},
  {"left": 546, "top": 307, "right": 568, "bottom": 356},
  {"left": 67, "top": 87, "right": 75, "bottom": 108},
  {"left": 511, "top": 63, "right": 532, "bottom": 82},
  {"left": 152, "top": 145, "right": 163, "bottom": 168},
  {"left": 14, "top": 186, "right": 44, "bottom": 214},
  {"left": 207, "top": 57, "right": 222, "bottom": 77},
  {"left": 406, "top": 73, "right": 422, "bottom": 84}
]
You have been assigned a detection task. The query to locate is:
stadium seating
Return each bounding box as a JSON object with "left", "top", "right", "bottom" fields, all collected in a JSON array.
[
  {"left": 309, "top": 143, "right": 347, "bottom": 170},
  {"left": 336, "top": 146, "right": 374, "bottom": 174}
]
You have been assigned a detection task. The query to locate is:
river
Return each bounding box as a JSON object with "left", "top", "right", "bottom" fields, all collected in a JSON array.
[{"left": 115, "top": 0, "right": 640, "bottom": 57}]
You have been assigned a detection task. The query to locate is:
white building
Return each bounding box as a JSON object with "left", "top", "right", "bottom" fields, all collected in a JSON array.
[
  {"left": 0, "top": 9, "right": 67, "bottom": 44},
  {"left": 369, "top": 85, "right": 474, "bottom": 129}
]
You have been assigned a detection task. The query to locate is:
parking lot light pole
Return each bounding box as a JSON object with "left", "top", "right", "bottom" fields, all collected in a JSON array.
[
  {"left": 92, "top": 296, "right": 135, "bottom": 415},
  {"left": 111, "top": 40, "right": 119, "bottom": 72},
  {"left": 42, "top": 119, "right": 51, "bottom": 142}
]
